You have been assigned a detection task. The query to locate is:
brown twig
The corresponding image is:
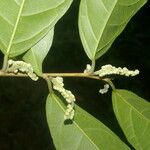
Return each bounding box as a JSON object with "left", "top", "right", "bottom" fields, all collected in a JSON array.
[{"left": 0, "top": 71, "right": 103, "bottom": 81}]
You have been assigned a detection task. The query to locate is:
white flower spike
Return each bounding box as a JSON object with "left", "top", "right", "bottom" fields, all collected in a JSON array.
[
  {"left": 51, "top": 77, "right": 76, "bottom": 120},
  {"left": 94, "top": 64, "right": 139, "bottom": 77},
  {"left": 99, "top": 84, "right": 110, "bottom": 94},
  {"left": 7, "top": 60, "right": 38, "bottom": 81},
  {"left": 64, "top": 104, "right": 75, "bottom": 120}
]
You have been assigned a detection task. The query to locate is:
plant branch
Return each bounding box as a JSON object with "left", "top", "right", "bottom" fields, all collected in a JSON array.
[
  {"left": 0, "top": 71, "right": 28, "bottom": 77},
  {"left": 0, "top": 71, "right": 103, "bottom": 80},
  {"left": 103, "top": 78, "right": 116, "bottom": 90},
  {"left": 43, "top": 73, "right": 102, "bottom": 80}
]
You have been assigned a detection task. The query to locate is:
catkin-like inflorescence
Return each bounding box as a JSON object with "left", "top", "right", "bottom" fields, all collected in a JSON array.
[
  {"left": 94, "top": 64, "right": 139, "bottom": 77},
  {"left": 99, "top": 84, "right": 110, "bottom": 94},
  {"left": 7, "top": 60, "right": 38, "bottom": 81},
  {"left": 51, "top": 77, "right": 75, "bottom": 120},
  {"left": 64, "top": 104, "right": 75, "bottom": 120}
]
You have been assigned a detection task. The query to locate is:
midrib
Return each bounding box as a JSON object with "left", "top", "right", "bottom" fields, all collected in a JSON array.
[
  {"left": 95, "top": 0, "right": 118, "bottom": 55},
  {"left": 6, "top": 0, "right": 25, "bottom": 55}
]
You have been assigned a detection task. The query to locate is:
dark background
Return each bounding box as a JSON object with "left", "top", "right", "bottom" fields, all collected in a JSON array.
[{"left": 0, "top": 1, "right": 150, "bottom": 150}]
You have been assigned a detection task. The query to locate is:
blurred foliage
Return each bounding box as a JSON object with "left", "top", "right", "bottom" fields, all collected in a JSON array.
[{"left": 0, "top": 1, "right": 150, "bottom": 150}]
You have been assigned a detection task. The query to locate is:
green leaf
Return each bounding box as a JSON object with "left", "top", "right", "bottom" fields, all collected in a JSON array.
[
  {"left": 112, "top": 89, "right": 150, "bottom": 150},
  {"left": 0, "top": 0, "right": 72, "bottom": 57},
  {"left": 23, "top": 28, "right": 54, "bottom": 76},
  {"left": 79, "top": 0, "right": 147, "bottom": 60},
  {"left": 46, "top": 92, "right": 130, "bottom": 150}
]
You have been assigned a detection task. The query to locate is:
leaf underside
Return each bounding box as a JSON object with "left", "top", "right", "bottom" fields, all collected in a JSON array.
[
  {"left": 0, "top": 0, "right": 72, "bottom": 57},
  {"left": 112, "top": 89, "right": 150, "bottom": 150},
  {"left": 46, "top": 92, "right": 130, "bottom": 150},
  {"left": 23, "top": 28, "right": 54, "bottom": 75},
  {"left": 79, "top": 0, "right": 147, "bottom": 60}
]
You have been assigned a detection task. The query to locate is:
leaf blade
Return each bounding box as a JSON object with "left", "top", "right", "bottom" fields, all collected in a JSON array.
[
  {"left": 112, "top": 89, "right": 150, "bottom": 150},
  {"left": 46, "top": 92, "right": 130, "bottom": 150},
  {"left": 23, "top": 28, "right": 54, "bottom": 75},
  {"left": 0, "top": 0, "right": 72, "bottom": 57},
  {"left": 79, "top": 0, "right": 147, "bottom": 60}
]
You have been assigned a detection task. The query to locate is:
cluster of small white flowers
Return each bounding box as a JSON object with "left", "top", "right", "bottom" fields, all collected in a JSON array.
[
  {"left": 94, "top": 64, "right": 139, "bottom": 77},
  {"left": 84, "top": 64, "right": 92, "bottom": 73},
  {"left": 52, "top": 76, "right": 64, "bottom": 92},
  {"left": 99, "top": 84, "right": 109, "bottom": 94},
  {"left": 61, "top": 90, "right": 75, "bottom": 103},
  {"left": 64, "top": 104, "right": 75, "bottom": 120},
  {"left": 51, "top": 77, "right": 75, "bottom": 120},
  {"left": 7, "top": 60, "right": 38, "bottom": 81}
]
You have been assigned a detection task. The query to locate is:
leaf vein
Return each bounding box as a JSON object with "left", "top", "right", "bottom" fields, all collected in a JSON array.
[
  {"left": 0, "top": 15, "right": 14, "bottom": 26},
  {"left": 119, "top": 0, "right": 141, "bottom": 7},
  {"left": 99, "top": 0, "right": 109, "bottom": 13},
  {"left": 22, "top": 1, "right": 65, "bottom": 17},
  {"left": 116, "top": 92, "right": 150, "bottom": 123},
  {"left": 52, "top": 94, "right": 100, "bottom": 150},
  {"left": 85, "top": 1, "right": 98, "bottom": 42},
  {"left": 13, "top": 17, "right": 56, "bottom": 44},
  {"left": 6, "top": 0, "right": 25, "bottom": 55}
]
